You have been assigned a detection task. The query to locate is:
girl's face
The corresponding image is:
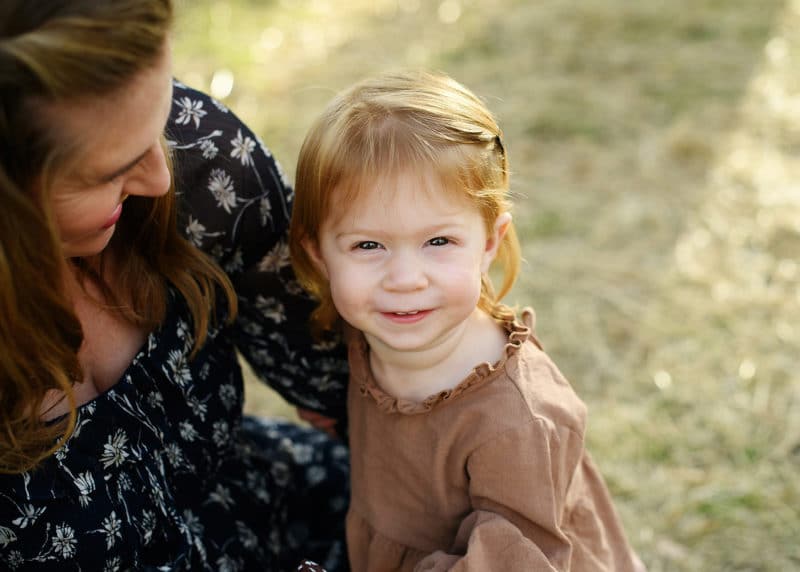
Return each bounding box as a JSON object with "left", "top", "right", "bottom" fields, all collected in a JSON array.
[
  {"left": 309, "top": 171, "right": 508, "bottom": 356},
  {"left": 43, "top": 45, "right": 174, "bottom": 258}
]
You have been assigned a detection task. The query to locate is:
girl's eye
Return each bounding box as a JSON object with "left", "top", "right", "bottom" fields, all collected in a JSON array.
[
  {"left": 355, "top": 241, "right": 381, "bottom": 250},
  {"left": 428, "top": 236, "right": 450, "bottom": 246}
]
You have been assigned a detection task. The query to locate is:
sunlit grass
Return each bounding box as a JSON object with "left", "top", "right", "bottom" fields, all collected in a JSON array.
[{"left": 174, "top": 1, "right": 800, "bottom": 569}]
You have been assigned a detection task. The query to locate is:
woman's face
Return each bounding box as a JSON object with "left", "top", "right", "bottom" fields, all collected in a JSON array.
[{"left": 44, "top": 45, "right": 174, "bottom": 258}]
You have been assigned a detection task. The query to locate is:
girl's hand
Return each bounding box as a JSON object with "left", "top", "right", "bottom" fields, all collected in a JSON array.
[{"left": 296, "top": 408, "right": 340, "bottom": 438}]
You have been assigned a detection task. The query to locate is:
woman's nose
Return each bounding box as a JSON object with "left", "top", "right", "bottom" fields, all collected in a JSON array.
[
  {"left": 382, "top": 250, "right": 428, "bottom": 292},
  {"left": 123, "top": 141, "right": 171, "bottom": 198}
]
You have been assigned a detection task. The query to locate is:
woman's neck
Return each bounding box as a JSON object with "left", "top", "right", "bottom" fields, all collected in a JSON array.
[{"left": 365, "top": 309, "right": 508, "bottom": 403}]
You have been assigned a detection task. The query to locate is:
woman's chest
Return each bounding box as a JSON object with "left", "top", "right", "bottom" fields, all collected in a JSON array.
[
  {"left": 42, "top": 276, "right": 148, "bottom": 418},
  {"left": 75, "top": 293, "right": 147, "bottom": 394}
]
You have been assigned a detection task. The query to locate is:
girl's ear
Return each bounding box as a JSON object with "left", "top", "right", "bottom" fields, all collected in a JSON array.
[
  {"left": 302, "top": 237, "right": 328, "bottom": 279},
  {"left": 481, "top": 212, "right": 512, "bottom": 273}
]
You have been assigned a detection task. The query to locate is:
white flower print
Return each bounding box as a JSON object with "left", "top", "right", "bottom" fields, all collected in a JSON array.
[
  {"left": 104, "top": 556, "right": 122, "bottom": 572},
  {"left": 175, "top": 96, "right": 207, "bottom": 128},
  {"left": 166, "top": 349, "right": 192, "bottom": 387},
  {"left": 176, "top": 318, "right": 191, "bottom": 341},
  {"left": 306, "top": 465, "right": 327, "bottom": 486},
  {"left": 211, "top": 243, "right": 225, "bottom": 262},
  {"left": 309, "top": 374, "right": 343, "bottom": 392},
  {"left": 74, "top": 471, "right": 95, "bottom": 508},
  {"left": 147, "top": 474, "right": 166, "bottom": 506},
  {"left": 230, "top": 129, "right": 256, "bottom": 166},
  {"left": 147, "top": 390, "right": 164, "bottom": 410},
  {"left": 208, "top": 168, "right": 237, "bottom": 213},
  {"left": 289, "top": 443, "right": 314, "bottom": 465},
  {"left": 212, "top": 420, "right": 230, "bottom": 448},
  {"left": 52, "top": 523, "right": 77, "bottom": 558},
  {"left": 257, "top": 241, "right": 290, "bottom": 273},
  {"left": 270, "top": 461, "right": 290, "bottom": 487},
  {"left": 223, "top": 248, "right": 244, "bottom": 273},
  {"left": 284, "top": 278, "right": 305, "bottom": 296},
  {"left": 164, "top": 442, "right": 186, "bottom": 468},
  {"left": 249, "top": 348, "right": 275, "bottom": 368},
  {"left": 331, "top": 444, "right": 348, "bottom": 460},
  {"left": 242, "top": 321, "right": 263, "bottom": 337},
  {"left": 7, "top": 550, "right": 23, "bottom": 570},
  {"left": 11, "top": 504, "right": 46, "bottom": 528},
  {"left": 236, "top": 521, "right": 258, "bottom": 550},
  {"left": 186, "top": 216, "right": 207, "bottom": 247},
  {"left": 187, "top": 395, "right": 208, "bottom": 421},
  {"left": 140, "top": 510, "right": 156, "bottom": 545},
  {"left": 0, "top": 525, "right": 17, "bottom": 548},
  {"left": 100, "top": 429, "right": 130, "bottom": 468},
  {"left": 182, "top": 509, "right": 204, "bottom": 537},
  {"left": 199, "top": 138, "right": 218, "bottom": 159},
  {"left": 216, "top": 554, "right": 242, "bottom": 572},
  {"left": 218, "top": 384, "right": 238, "bottom": 411},
  {"left": 207, "top": 484, "right": 234, "bottom": 510},
  {"left": 246, "top": 470, "right": 271, "bottom": 503},
  {"left": 117, "top": 472, "right": 133, "bottom": 492},
  {"left": 254, "top": 295, "right": 286, "bottom": 323},
  {"left": 179, "top": 420, "right": 199, "bottom": 442},
  {"left": 54, "top": 443, "right": 69, "bottom": 462},
  {"left": 100, "top": 511, "right": 123, "bottom": 550},
  {"left": 330, "top": 495, "right": 347, "bottom": 513}
]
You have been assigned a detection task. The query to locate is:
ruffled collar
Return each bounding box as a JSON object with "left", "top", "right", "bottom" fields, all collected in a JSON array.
[{"left": 351, "top": 308, "right": 539, "bottom": 415}]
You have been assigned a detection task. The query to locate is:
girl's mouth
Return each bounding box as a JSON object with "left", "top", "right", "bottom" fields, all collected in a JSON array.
[{"left": 382, "top": 309, "right": 431, "bottom": 323}]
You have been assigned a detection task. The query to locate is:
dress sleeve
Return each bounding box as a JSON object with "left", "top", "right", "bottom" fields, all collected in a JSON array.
[
  {"left": 166, "top": 80, "right": 348, "bottom": 419},
  {"left": 414, "top": 417, "right": 583, "bottom": 572}
]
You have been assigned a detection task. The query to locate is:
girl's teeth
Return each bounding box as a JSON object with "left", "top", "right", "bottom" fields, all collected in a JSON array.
[{"left": 395, "top": 311, "right": 418, "bottom": 315}]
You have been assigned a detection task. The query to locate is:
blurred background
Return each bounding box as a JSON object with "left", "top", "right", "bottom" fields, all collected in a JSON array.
[{"left": 173, "top": 1, "right": 800, "bottom": 570}]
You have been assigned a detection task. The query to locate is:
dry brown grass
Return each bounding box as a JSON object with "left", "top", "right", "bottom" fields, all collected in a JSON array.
[{"left": 174, "top": 1, "right": 800, "bottom": 569}]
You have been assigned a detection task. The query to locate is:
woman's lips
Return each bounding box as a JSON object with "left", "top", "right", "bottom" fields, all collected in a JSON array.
[{"left": 101, "top": 203, "right": 123, "bottom": 229}]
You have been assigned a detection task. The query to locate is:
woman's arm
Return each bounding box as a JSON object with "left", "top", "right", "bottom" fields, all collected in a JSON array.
[{"left": 167, "top": 81, "right": 348, "bottom": 419}]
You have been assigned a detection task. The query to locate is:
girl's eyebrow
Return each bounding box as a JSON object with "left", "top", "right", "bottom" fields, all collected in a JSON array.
[{"left": 335, "top": 222, "right": 465, "bottom": 239}]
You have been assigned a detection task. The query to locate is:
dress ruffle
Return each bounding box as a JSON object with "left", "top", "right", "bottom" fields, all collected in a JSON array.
[{"left": 352, "top": 307, "right": 539, "bottom": 415}]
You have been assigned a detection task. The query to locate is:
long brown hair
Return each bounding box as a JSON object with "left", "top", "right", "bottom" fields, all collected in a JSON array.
[
  {"left": 290, "top": 70, "right": 521, "bottom": 332},
  {"left": 0, "top": 0, "right": 236, "bottom": 474}
]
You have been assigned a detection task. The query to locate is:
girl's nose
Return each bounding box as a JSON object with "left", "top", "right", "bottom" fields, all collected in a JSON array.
[
  {"left": 123, "top": 141, "right": 171, "bottom": 198},
  {"left": 382, "top": 250, "right": 428, "bottom": 292}
]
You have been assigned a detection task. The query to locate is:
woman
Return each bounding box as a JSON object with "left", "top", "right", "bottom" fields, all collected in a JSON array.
[{"left": 0, "top": 1, "right": 349, "bottom": 570}]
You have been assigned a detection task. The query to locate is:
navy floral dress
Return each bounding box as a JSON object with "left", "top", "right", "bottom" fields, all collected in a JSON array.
[{"left": 0, "top": 82, "right": 349, "bottom": 572}]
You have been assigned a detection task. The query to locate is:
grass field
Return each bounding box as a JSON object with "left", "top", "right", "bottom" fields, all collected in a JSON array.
[{"left": 174, "top": 1, "right": 800, "bottom": 570}]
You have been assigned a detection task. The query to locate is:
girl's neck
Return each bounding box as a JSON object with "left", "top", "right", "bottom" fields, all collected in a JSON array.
[{"left": 365, "top": 308, "right": 508, "bottom": 403}]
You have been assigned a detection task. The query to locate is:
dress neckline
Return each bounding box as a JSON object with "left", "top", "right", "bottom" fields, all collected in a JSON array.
[{"left": 352, "top": 308, "right": 539, "bottom": 415}]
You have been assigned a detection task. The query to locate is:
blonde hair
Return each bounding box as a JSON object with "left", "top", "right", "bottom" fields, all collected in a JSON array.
[
  {"left": 0, "top": 0, "right": 236, "bottom": 474},
  {"left": 290, "top": 70, "right": 520, "bottom": 332}
]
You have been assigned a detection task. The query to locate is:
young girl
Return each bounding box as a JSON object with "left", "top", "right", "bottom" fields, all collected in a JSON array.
[{"left": 290, "top": 71, "right": 645, "bottom": 572}]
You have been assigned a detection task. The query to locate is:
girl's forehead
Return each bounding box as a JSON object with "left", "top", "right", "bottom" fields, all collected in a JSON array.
[
  {"left": 324, "top": 171, "right": 477, "bottom": 228},
  {"left": 331, "top": 169, "right": 464, "bottom": 209}
]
